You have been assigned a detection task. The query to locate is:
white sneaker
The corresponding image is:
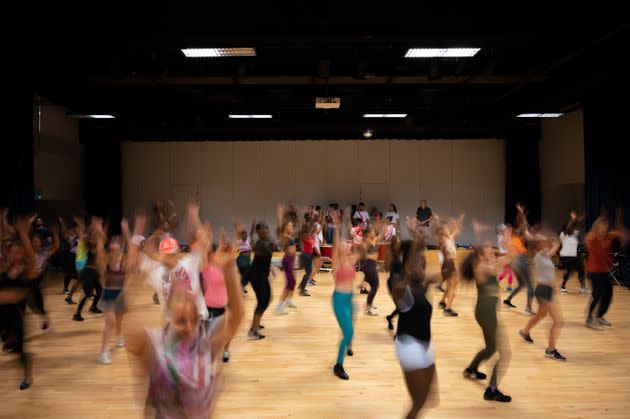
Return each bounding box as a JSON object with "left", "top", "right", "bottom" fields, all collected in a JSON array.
[
  {"left": 274, "top": 304, "right": 288, "bottom": 315},
  {"left": 98, "top": 352, "right": 112, "bottom": 365},
  {"left": 579, "top": 287, "right": 591, "bottom": 295},
  {"left": 116, "top": 336, "right": 125, "bottom": 348},
  {"left": 286, "top": 299, "right": 298, "bottom": 309},
  {"left": 366, "top": 307, "right": 378, "bottom": 316}
]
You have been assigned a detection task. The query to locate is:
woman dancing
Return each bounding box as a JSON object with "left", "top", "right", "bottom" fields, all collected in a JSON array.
[
  {"left": 235, "top": 219, "right": 256, "bottom": 294},
  {"left": 461, "top": 220, "right": 512, "bottom": 403},
  {"left": 0, "top": 216, "right": 38, "bottom": 389},
  {"left": 390, "top": 224, "right": 438, "bottom": 418},
  {"left": 330, "top": 212, "right": 358, "bottom": 380},
  {"left": 298, "top": 215, "right": 316, "bottom": 297},
  {"left": 559, "top": 211, "right": 588, "bottom": 294},
  {"left": 246, "top": 222, "right": 276, "bottom": 340},
  {"left": 29, "top": 224, "right": 59, "bottom": 329},
  {"left": 435, "top": 214, "right": 464, "bottom": 317},
  {"left": 519, "top": 235, "right": 566, "bottom": 360},
  {"left": 59, "top": 217, "right": 79, "bottom": 294},
  {"left": 496, "top": 224, "right": 514, "bottom": 292},
  {"left": 71, "top": 217, "right": 104, "bottom": 321},
  {"left": 359, "top": 224, "right": 384, "bottom": 316},
  {"left": 124, "top": 217, "right": 245, "bottom": 418},
  {"left": 503, "top": 204, "right": 535, "bottom": 315},
  {"left": 275, "top": 204, "right": 299, "bottom": 314}
]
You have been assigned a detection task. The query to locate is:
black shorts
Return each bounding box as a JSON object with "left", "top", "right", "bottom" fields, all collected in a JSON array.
[{"left": 535, "top": 284, "right": 553, "bottom": 302}]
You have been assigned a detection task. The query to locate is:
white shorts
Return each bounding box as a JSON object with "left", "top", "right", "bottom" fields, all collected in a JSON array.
[{"left": 395, "top": 334, "right": 434, "bottom": 372}]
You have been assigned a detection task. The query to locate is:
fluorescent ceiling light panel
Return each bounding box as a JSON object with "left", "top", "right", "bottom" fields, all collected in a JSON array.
[
  {"left": 182, "top": 48, "right": 256, "bottom": 57},
  {"left": 404, "top": 48, "right": 480, "bottom": 58},
  {"left": 67, "top": 114, "right": 115, "bottom": 119},
  {"left": 363, "top": 113, "right": 408, "bottom": 118},
  {"left": 228, "top": 114, "right": 272, "bottom": 119},
  {"left": 517, "top": 113, "right": 564, "bottom": 118}
]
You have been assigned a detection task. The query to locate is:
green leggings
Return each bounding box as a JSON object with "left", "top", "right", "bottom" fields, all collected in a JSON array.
[{"left": 332, "top": 291, "right": 354, "bottom": 365}]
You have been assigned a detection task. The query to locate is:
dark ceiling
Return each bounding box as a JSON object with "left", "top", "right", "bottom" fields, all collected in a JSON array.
[{"left": 2, "top": 3, "right": 628, "bottom": 141}]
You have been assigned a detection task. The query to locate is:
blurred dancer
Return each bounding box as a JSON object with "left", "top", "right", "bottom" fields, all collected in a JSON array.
[
  {"left": 124, "top": 224, "right": 244, "bottom": 418},
  {"left": 235, "top": 219, "right": 256, "bottom": 293},
  {"left": 496, "top": 224, "right": 514, "bottom": 291},
  {"left": 435, "top": 214, "right": 464, "bottom": 317},
  {"left": 29, "top": 224, "right": 59, "bottom": 329},
  {"left": 298, "top": 215, "right": 316, "bottom": 297},
  {"left": 584, "top": 216, "right": 624, "bottom": 329},
  {"left": 390, "top": 224, "right": 438, "bottom": 418},
  {"left": 309, "top": 212, "right": 324, "bottom": 286},
  {"left": 503, "top": 204, "right": 535, "bottom": 315},
  {"left": 461, "top": 221, "right": 512, "bottom": 402},
  {"left": 71, "top": 218, "right": 104, "bottom": 321},
  {"left": 359, "top": 224, "right": 384, "bottom": 316},
  {"left": 275, "top": 204, "right": 298, "bottom": 314},
  {"left": 246, "top": 222, "right": 277, "bottom": 339},
  {"left": 0, "top": 216, "right": 38, "bottom": 389},
  {"left": 330, "top": 212, "right": 358, "bottom": 380},
  {"left": 59, "top": 217, "right": 79, "bottom": 294},
  {"left": 559, "top": 211, "right": 588, "bottom": 294},
  {"left": 519, "top": 235, "right": 566, "bottom": 361}
]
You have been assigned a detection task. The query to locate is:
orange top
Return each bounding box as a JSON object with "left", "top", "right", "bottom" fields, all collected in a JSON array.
[{"left": 508, "top": 236, "right": 526, "bottom": 255}]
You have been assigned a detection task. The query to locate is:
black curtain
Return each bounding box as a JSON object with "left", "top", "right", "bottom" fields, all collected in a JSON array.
[
  {"left": 0, "top": 90, "right": 35, "bottom": 215},
  {"left": 504, "top": 123, "right": 542, "bottom": 227},
  {"left": 84, "top": 140, "right": 122, "bottom": 233},
  {"left": 583, "top": 94, "right": 630, "bottom": 228}
]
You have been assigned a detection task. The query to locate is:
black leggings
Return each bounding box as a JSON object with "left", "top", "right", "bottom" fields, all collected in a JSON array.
[
  {"left": 468, "top": 296, "right": 509, "bottom": 387},
  {"left": 0, "top": 302, "right": 31, "bottom": 383},
  {"left": 249, "top": 268, "right": 271, "bottom": 315},
  {"left": 561, "top": 256, "right": 586, "bottom": 288},
  {"left": 76, "top": 268, "right": 102, "bottom": 314},
  {"left": 363, "top": 259, "right": 379, "bottom": 306},
  {"left": 587, "top": 272, "right": 613, "bottom": 318},
  {"left": 28, "top": 276, "right": 46, "bottom": 316}
]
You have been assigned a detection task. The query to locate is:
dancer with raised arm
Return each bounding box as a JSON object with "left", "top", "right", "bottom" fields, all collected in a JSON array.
[
  {"left": 246, "top": 222, "right": 277, "bottom": 339},
  {"left": 235, "top": 218, "right": 256, "bottom": 294},
  {"left": 330, "top": 211, "right": 358, "bottom": 380},
  {"left": 275, "top": 204, "right": 299, "bottom": 315},
  {"left": 29, "top": 222, "right": 59, "bottom": 329},
  {"left": 435, "top": 213, "right": 464, "bottom": 317},
  {"left": 124, "top": 214, "right": 244, "bottom": 418},
  {"left": 71, "top": 217, "right": 105, "bottom": 321},
  {"left": 559, "top": 211, "right": 588, "bottom": 294},
  {"left": 462, "top": 219, "right": 512, "bottom": 403}
]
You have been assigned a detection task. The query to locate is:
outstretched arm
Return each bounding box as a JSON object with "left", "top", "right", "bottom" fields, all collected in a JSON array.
[{"left": 15, "top": 216, "right": 37, "bottom": 279}]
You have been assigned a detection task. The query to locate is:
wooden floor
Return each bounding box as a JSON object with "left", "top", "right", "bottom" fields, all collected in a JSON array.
[{"left": 2, "top": 250, "right": 630, "bottom": 418}]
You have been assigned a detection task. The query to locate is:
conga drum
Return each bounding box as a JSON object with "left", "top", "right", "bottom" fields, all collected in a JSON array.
[
  {"left": 320, "top": 245, "right": 333, "bottom": 259},
  {"left": 377, "top": 242, "right": 391, "bottom": 262}
]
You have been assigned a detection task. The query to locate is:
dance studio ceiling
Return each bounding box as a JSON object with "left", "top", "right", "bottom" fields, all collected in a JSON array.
[{"left": 2, "top": 3, "right": 628, "bottom": 141}]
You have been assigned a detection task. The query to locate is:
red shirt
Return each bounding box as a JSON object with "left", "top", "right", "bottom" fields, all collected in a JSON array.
[
  {"left": 301, "top": 235, "right": 315, "bottom": 255},
  {"left": 585, "top": 233, "right": 614, "bottom": 273}
]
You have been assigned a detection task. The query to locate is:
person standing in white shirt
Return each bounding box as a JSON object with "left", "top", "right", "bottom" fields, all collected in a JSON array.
[
  {"left": 384, "top": 203, "right": 400, "bottom": 232},
  {"left": 353, "top": 202, "right": 370, "bottom": 229},
  {"left": 559, "top": 211, "right": 588, "bottom": 294}
]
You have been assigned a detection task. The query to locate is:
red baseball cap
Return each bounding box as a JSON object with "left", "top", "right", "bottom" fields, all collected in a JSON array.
[{"left": 159, "top": 237, "right": 179, "bottom": 254}]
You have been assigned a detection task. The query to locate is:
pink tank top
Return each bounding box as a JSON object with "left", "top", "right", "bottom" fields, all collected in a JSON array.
[
  {"left": 201, "top": 263, "right": 227, "bottom": 308},
  {"left": 335, "top": 262, "right": 356, "bottom": 285}
]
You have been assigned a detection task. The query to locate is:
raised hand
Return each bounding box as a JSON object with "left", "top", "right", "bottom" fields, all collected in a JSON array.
[{"left": 15, "top": 216, "right": 34, "bottom": 234}]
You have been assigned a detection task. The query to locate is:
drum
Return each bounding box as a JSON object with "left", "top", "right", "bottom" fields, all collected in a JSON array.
[
  {"left": 377, "top": 243, "right": 390, "bottom": 262},
  {"left": 320, "top": 245, "right": 333, "bottom": 259}
]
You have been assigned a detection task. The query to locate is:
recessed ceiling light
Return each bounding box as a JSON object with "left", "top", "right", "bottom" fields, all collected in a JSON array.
[
  {"left": 362, "top": 129, "right": 373, "bottom": 138},
  {"left": 228, "top": 114, "right": 272, "bottom": 119},
  {"left": 363, "top": 113, "right": 408, "bottom": 118},
  {"left": 517, "top": 113, "right": 564, "bottom": 118},
  {"left": 67, "top": 113, "right": 115, "bottom": 119},
  {"left": 182, "top": 48, "right": 256, "bottom": 57},
  {"left": 405, "top": 48, "right": 480, "bottom": 58}
]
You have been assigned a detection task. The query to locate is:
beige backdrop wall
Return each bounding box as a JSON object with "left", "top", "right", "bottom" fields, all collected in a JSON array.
[{"left": 122, "top": 139, "right": 505, "bottom": 245}]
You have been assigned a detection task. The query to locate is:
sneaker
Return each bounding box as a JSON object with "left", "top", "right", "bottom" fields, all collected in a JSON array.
[
  {"left": 222, "top": 351, "right": 230, "bottom": 363},
  {"left": 65, "top": 297, "right": 77, "bottom": 305},
  {"left": 19, "top": 378, "right": 31, "bottom": 390},
  {"left": 308, "top": 279, "right": 316, "bottom": 286},
  {"left": 545, "top": 349, "right": 567, "bottom": 361},
  {"left": 63, "top": 289, "right": 69, "bottom": 295},
  {"left": 333, "top": 363, "right": 349, "bottom": 380},
  {"left": 299, "top": 289, "right": 311, "bottom": 297},
  {"left": 346, "top": 348, "right": 354, "bottom": 357},
  {"left": 506, "top": 287, "right": 513, "bottom": 292},
  {"left": 248, "top": 330, "right": 265, "bottom": 340},
  {"left": 503, "top": 299, "right": 516, "bottom": 308},
  {"left": 359, "top": 288, "right": 369, "bottom": 294},
  {"left": 366, "top": 307, "right": 378, "bottom": 316},
  {"left": 116, "top": 336, "right": 125, "bottom": 348},
  {"left": 286, "top": 299, "right": 298, "bottom": 309},
  {"left": 560, "top": 286, "right": 567, "bottom": 293},
  {"left": 463, "top": 368, "right": 487, "bottom": 380},
  {"left": 386, "top": 315, "right": 394, "bottom": 330},
  {"left": 484, "top": 387, "right": 511, "bottom": 402},
  {"left": 586, "top": 317, "right": 603, "bottom": 330},
  {"left": 444, "top": 308, "right": 459, "bottom": 317},
  {"left": 438, "top": 301, "right": 446, "bottom": 310},
  {"left": 519, "top": 330, "right": 534, "bottom": 344},
  {"left": 579, "top": 287, "right": 591, "bottom": 295},
  {"left": 524, "top": 307, "right": 536, "bottom": 316},
  {"left": 89, "top": 307, "right": 103, "bottom": 314},
  {"left": 596, "top": 317, "right": 612, "bottom": 326},
  {"left": 98, "top": 352, "right": 112, "bottom": 365},
  {"left": 274, "top": 304, "right": 289, "bottom": 315},
  {"left": 72, "top": 314, "right": 85, "bottom": 321},
  {"left": 257, "top": 325, "right": 265, "bottom": 330}
]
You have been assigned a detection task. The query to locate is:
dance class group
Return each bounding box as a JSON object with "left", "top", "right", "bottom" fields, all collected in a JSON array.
[{"left": 0, "top": 197, "right": 626, "bottom": 418}]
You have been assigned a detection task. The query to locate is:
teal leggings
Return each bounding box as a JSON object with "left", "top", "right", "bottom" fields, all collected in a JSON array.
[{"left": 332, "top": 290, "right": 354, "bottom": 365}]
